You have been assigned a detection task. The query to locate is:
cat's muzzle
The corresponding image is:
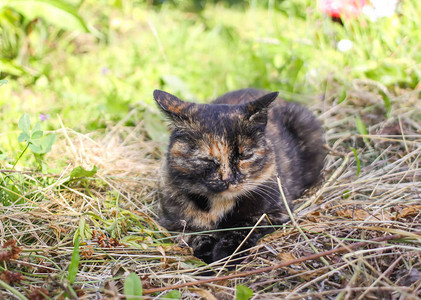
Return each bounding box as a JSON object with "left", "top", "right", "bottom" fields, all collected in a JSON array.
[{"left": 207, "top": 180, "right": 229, "bottom": 193}]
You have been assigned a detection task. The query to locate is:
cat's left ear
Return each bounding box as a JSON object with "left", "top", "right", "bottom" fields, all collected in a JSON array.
[
  {"left": 153, "top": 89, "right": 191, "bottom": 122},
  {"left": 244, "top": 91, "right": 279, "bottom": 125}
]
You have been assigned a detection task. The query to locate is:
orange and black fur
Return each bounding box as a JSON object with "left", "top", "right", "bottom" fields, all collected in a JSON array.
[{"left": 153, "top": 88, "right": 325, "bottom": 264}]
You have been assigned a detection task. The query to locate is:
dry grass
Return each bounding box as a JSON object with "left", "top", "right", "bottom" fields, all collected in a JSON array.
[{"left": 1, "top": 83, "right": 420, "bottom": 299}]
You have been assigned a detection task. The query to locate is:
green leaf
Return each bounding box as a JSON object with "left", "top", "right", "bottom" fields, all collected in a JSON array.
[
  {"left": 75, "top": 216, "right": 92, "bottom": 242},
  {"left": 0, "top": 59, "right": 27, "bottom": 77},
  {"left": 70, "top": 165, "right": 98, "bottom": 179},
  {"left": 79, "top": 216, "right": 86, "bottom": 240},
  {"left": 18, "top": 114, "right": 31, "bottom": 135},
  {"left": 337, "top": 88, "right": 347, "bottom": 104},
  {"left": 32, "top": 121, "right": 42, "bottom": 134},
  {"left": 236, "top": 285, "right": 253, "bottom": 300},
  {"left": 40, "top": 133, "right": 56, "bottom": 153},
  {"left": 0, "top": 79, "right": 8, "bottom": 86},
  {"left": 160, "top": 290, "right": 181, "bottom": 299},
  {"left": 355, "top": 116, "right": 370, "bottom": 145},
  {"left": 18, "top": 132, "right": 29, "bottom": 142},
  {"left": 124, "top": 272, "right": 143, "bottom": 300},
  {"left": 68, "top": 236, "right": 80, "bottom": 284},
  {"left": 17, "top": 115, "right": 55, "bottom": 155},
  {"left": 7, "top": 0, "right": 89, "bottom": 32},
  {"left": 28, "top": 143, "right": 43, "bottom": 154},
  {"left": 179, "top": 259, "right": 207, "bottom": 269},
  {"left": 350, "top": 147, "right": 361, "bottom": 177},
  {"left": 31, "top": 130, "right": 43, "bottom": 139}
]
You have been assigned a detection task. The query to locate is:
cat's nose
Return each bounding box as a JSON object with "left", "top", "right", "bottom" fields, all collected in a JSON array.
[
  {"left": 221, "top": 181, "right": 229, "bottom": 190},
  {"left": 209, "top": 180, "right": 228, "bottom": 193},
  {"left": 221, "top": 168, "right": 234, "bottom": 182},
  {"left": 221, "top": 174, "right": 236, "bottom": 187}
]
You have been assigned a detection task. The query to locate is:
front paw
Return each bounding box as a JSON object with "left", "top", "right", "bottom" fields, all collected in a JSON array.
[
  {"left": 190, "top": 235, "right": 217, "bottom": 264},
  {"left": 212, "top": 236, "right": 242, "bottom": 262},
  {"left": 212, "top": 234, "right": 258, "bottom": 263}
]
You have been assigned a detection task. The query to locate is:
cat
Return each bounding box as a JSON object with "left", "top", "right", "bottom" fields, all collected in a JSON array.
[{"left": 153, "top": 88, "right": 325, "bottom": 264}]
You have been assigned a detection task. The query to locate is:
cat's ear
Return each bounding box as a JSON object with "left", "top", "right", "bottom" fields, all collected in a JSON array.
[
  {"left": 153, "top": 89, "right": 191, "bottom": 122},
  {"left": 244, "top": 91, "right": 279, "bottom": 125}
]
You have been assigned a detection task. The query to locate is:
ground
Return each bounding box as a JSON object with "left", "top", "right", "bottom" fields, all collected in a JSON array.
[{"left": 0, "top": 1, "right": 420, "bottom": 299}]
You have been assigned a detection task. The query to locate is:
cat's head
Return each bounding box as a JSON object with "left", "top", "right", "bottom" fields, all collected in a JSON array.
[{"left": 153, "top": 89, "right": 278, "bottom": 199}]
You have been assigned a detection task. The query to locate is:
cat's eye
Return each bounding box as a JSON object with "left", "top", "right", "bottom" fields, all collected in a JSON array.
[
  {"left": 239, "top": 153, "right": 253, "bottom": 160},
  {"left": 199, "top": 157, "right": 219, "bottom": 166}
]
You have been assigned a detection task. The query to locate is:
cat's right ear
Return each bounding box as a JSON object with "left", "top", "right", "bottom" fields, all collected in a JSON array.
[{"left": 153, "top": 90, "right": 190, "bottom": 123}]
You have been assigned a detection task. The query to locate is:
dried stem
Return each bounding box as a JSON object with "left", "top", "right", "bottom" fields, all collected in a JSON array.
[{"left": 143, "top": 230, "right": 421, "bottom": 295}]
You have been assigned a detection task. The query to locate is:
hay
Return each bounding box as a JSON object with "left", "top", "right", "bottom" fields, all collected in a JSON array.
[{"left": 0, "top": 84, "right": 420, "bottom": 299}]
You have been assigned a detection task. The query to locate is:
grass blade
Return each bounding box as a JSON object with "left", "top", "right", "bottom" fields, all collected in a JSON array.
[
  {"left": 380, "top": 90, "right": 392, "bottom": 118},
  {"left": 350, "top": 147, "right": 361, "bottom": 177},
  {"left": 68, "top": 236, "right": 80, "bottom": 284},
  {"left": 0, "top": 279, "right": 28, "bottom": 300},
  {"left": 355, "top": 116, "right": 370, "bottom": 145}
]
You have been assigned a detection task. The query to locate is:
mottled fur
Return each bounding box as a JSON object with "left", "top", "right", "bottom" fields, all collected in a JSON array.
[{"left": 153, "top": 88, "right": 325, "bottom": 264}]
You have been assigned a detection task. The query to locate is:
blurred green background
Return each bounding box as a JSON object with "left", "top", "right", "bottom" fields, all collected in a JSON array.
[{"left": 1, "top": 0, "right": 420, "bottom": 164}]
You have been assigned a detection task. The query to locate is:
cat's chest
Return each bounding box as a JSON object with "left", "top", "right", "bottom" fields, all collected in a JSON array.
[{"left": 184, "top": 197, "right": 236, "bottom": 230}]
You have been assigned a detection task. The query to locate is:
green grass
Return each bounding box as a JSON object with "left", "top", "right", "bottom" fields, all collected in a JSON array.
[
  {"left": 1, "top": 0, "right": 420, "bottom": 163},
  {"left": 0, "top": 0, "right": 420, "bottom": 298}
]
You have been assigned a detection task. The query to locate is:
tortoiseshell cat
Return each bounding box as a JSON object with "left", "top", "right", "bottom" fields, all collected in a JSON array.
[{"left": 153, "top": 88, "right": 325, "bottom": 264}]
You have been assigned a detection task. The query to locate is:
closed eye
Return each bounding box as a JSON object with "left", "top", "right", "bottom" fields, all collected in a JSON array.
[
  {"left": 239, "top": 153, "right": 253, "bottom": 160},
  {"left": 198, "top": 157, "right": 220, "bottom": 166}
]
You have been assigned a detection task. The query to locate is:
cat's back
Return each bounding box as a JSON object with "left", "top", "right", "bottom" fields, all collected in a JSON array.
[{"left": 212, "top": 88, "right": 284, "bottom": 106}]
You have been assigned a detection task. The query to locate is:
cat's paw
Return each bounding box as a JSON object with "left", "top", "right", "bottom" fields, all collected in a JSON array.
[
  {"left": 190, "top": 235, "right": 217, "bottom": 264},
  {"left": 212, "top": 233, "right": 259, "bottom": 264},
  {"left": 211, "top": 236, "right": 242, "bottom": 263}
]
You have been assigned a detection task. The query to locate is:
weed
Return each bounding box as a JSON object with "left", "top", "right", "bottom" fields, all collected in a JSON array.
[
  {"left": 0, "top": 1, "right": 420, "bottom": 299},
  {"left": 16, "top": 114, "right": 55, "bottom": 170},
  {"left": 124, "top": 272, "right": 143, "bottom": 300}
]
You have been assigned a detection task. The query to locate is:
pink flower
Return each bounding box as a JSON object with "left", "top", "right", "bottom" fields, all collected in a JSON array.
[
  {"left": 39, "top": 113, "right": 50, "bottom": 121},
  {"left": 319, "top": 0, "right": 367, "bottom": 18}
]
